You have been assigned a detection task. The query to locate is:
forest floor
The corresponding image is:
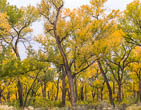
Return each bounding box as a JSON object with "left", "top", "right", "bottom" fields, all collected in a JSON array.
[
  {"left": 1, "top": 103, "right": 141, "bottom": 110},
  {"left": 0, "top": 104, "right": 135, "bottom": 110}
]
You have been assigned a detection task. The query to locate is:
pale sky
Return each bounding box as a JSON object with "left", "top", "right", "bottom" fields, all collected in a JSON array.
[
  {"left": 7, "top": 0, "right": 134, "bottom": 60},
  {"left": 7, "top": 0, "right": 134, "bottom": 10}
]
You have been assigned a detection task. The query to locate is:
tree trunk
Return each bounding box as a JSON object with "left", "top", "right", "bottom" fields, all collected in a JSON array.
[
  {"left": 113, "top": 81, "right": 115, "bottom": 94},
  {"left": 0, "top": 87, "right": 2, "bottom": 103},
  {"left": 74, "top": 61, "right": 78, "bottom": 102},
  {"left": 14, "top": 42, "right": 24, "bottom": 107},
  {"left": 0, "top": 91, "right": 2, "bottom": 103},
  {"left": 139, "top": 79, "right": 141, "bottom": 102},
  {"left": 55, "top": 78, "right": 60, "bottom": 100},
  {"left": 48, "top": 91, "right": 50, "bottom": 100},
  {"left": 62, "top": 65, "right": 66, "bottom": 106},
  {"left": 92, "top": 89, "right": 96, "bottom": 101},
  {"left": 66, "top": 70, "right": 76, "bottom": 106},
  {"left": 97, "top": 88, "right": 99, "bottom": 101},
  {"left": 56, "top": 39, "right": 76, "bottom": 106},
  {"left": 17, "top": 80, "right": 23, "bottom": 107},
  {"left": 98, "top": 61, "right": 115, "bottom": 107},
  {"left": 133, "top": 82, "right": 136, "bottom": 98},
  {"left": 41, "top": 81, "right": 47, "bottom": 98},
  {"left": 80, "top": 86, "right": 84, "bottom": 101},
  {"left": 16, "top": 92, "right": 17, "bottom": 100},
  {"left": 24, "top": 71, "right": 39, "bottom": 107},
  {"left": 43, "top": 82, "right": 47, "bottom": 98},
  {"left": 7, "top": 91, "right": 10, "bottom": 102},
  {"left": 122, "top": 88, "right": 124, "bottom": 100},
  {"left": 118, "top": 83, "right": 122, "bottom": 103},
  {"left": 101, "top": 86, "right": 104, "bottom": 101},
  {"left": 62, "top": 78, "right": 66, "bottom": 106},
  {"left": 85, "top": 85, "right": 87, "bottom": 101},
  {"left": 68, "top": 90, "right": 71, "bottom": 101},
  {"left": 74, "top": 78, "right": 78, "bottom": 102},
  {"left": 24, "top": 85, "right": 27, "bottom": 97}
]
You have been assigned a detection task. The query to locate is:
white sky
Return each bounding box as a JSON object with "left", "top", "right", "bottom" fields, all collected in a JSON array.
[
  {"left": 7, "top": 0, "right": 134, "bottom": 10},
  {"left": 7, "top": 0, "right": 134, "bottom": 60}
]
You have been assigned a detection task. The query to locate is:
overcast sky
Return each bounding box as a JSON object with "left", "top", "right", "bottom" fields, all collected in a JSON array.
[
  {"left": 7, "top": 0, "right": 134, "bottom": 60},
  {"left": 7, "top": 0, "right": 134, "bottom": 10}
]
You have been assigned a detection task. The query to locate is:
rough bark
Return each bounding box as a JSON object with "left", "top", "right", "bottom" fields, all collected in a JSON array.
[
  {"left": 53, "top": 5, "right": 76, "bottom": 105},
  {"left": 98, "top": 61, "right": 115, "bottom": 107},
  {"left": 56, "top": 40, "right": 76, "bottom": 106},
  {"left": 61, "top": 65, "right": 66, "bottom": 106},
  {"left": 17, "top": 80, "right": 23, "bottom": 107}
]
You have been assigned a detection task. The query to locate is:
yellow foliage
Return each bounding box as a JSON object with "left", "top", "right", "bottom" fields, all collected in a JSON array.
[{"left": 0, "top": 13, "right": 10, "bottom": 37}]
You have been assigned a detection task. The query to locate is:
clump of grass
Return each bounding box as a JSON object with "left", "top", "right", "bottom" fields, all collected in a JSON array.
[{"left": 126, "top": 104, "right": 141, "bottom": 110}]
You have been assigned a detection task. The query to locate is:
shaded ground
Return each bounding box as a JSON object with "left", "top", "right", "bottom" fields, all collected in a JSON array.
[{"left": 1, "top": 103, "right": 141, "bottom": 110}]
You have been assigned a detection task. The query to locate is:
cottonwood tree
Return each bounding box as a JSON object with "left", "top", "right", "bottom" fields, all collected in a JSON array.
[
  {"left": 120, "top": 0, "right": 141, "bottom": 46},
  {"left": 105, "top": 43, "right": 135, "bottom": 103},
  {"left": 0, "top": 0, "right": 39, "bottom": 106},
  {"left": 129, "top": 46, "right": 141, "bottom": 102},
  {"left": 38, "top": 0, "right": 121, "bottom": 106}
]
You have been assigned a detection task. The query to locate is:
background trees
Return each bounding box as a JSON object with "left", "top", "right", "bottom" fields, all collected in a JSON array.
[{"left": 0, "top": 0, "right": 140, "bottom": 109}]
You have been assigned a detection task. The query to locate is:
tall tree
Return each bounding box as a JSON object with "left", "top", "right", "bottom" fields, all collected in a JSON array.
[
  {"left": 0, "top": 1, "right": 39, "bottom": 106},
  {"left": 120, "top": 0, "right": 141, "bottom": 46}
]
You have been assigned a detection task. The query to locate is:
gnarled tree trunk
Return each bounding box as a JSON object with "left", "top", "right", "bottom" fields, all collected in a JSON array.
[{"left": 98, "top": 61, "right": 115, "bottom": 107}]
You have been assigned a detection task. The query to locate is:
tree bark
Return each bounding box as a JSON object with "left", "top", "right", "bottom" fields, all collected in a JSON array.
[
  {"left": 48, "top": 91, "right": 50, "bottom": 100},
  {"left": 139, "top": 79, "right": 141, "bottom": 102},
  {"left": 118, "top": 83, "right": 122, "bottom": 103},
  {"left": 0, "top": 93, "right": 1, "bottom": 103},
  {"left": 50, "top": 3, "right": 76, "bottom": 105},
  {"left": 7, "top": 91, "right": 10, "bottom": 102},
  {"left": 101, "top": 82, "right": 105, "bottom": 101},
  {"left": 43, "top": 82, "right": 47, "bottom": 98},
  {"left": 62, "top": 65, "right": 66, "bottom": 106},
  {"left": 56, "top": 40, "right": 76, "bottom": 106},
  {"left": 17, "top": 80, "right": 23, "bottom": 107},
  {"left": 24, "top": 70, "right": 40, "bottom": 107},
  {"left": 98, "top": 61, "right": 115, "bottom": 107},
  {"left": 122, "top": 88, "right": 124, "bottom": 100},
  {"left": 133, "top": 82, "right": 136, "bottom": 98},
  {"left": 40, "top": 80, "right": 47, "bottom": 98},
  {"left": 97, "top": 88, "right": 99, "bottom": 101},
  {"left": 85, "top": 85, "right": 87, "bottom": 101},
  {"left": 113, "top": 81, "right": 115, "bottom": 94},
  {"left": 62, "top": 79, "right": 66, "bottom": 106},
  {"left": 55, "top": 78, "right": 60, "bottom": 100},
  {"left": 80, "top": 86, "right": 84, "bottom": 101},
  {"left": 74, "top": 78, "right": 78, "bottom": 102},
  {"left": 92, "top": 89, "right": 96, "bottom": 101}
]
